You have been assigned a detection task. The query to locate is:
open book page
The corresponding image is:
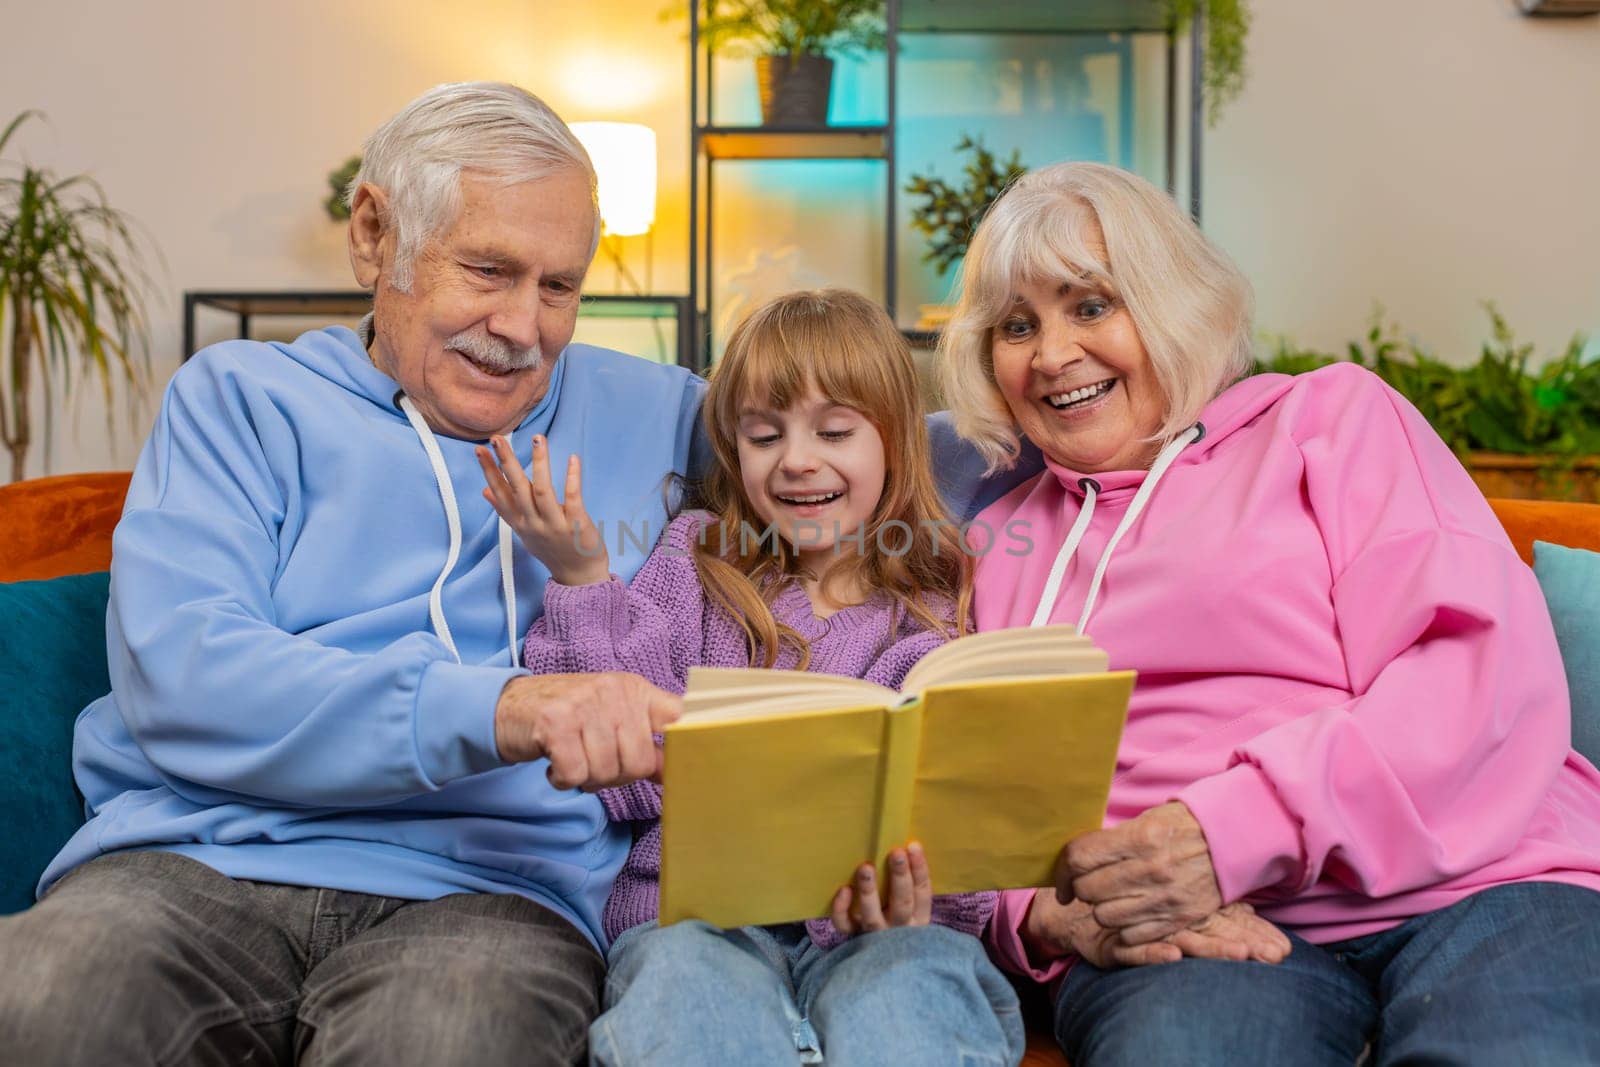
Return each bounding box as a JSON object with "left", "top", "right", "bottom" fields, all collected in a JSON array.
[
  {"left": 899, "top": 623, "right": 1106, "bottom": 695},
  {"left": 680, "top": 667, "right": 895, "bottom": 724},
  {"left": 909, "top": 670, "right": 1136, "bottom": 892}
]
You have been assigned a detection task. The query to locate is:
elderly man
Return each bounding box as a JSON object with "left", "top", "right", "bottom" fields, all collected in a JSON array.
[{"left": 0, "top": 83, "right": 700, "bottom": 1065}]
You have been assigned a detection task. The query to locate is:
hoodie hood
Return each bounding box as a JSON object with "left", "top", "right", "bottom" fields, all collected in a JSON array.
[{"left": 1041, "top": 372, "right": 1301, "bottom": 497}]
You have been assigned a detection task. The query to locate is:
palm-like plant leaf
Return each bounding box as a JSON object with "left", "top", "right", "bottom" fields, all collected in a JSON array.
[{"left": 0, "top": 110, "right": 158, "bottom": 480}]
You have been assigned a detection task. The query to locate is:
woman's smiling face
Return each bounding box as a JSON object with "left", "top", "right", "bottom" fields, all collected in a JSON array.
[{"left": 988, "top": 227, "right": 1166, "bottom": 474}]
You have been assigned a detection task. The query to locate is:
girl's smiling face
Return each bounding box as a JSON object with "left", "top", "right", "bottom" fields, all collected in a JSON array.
[{"left": 735, "top": 385, "right": 888, "bottom": 569}]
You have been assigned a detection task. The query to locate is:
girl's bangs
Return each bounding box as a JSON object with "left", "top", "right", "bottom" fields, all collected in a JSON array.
[
  {"left": 730, "top": 310, "right": 888, "bottom": 419},
  {"left": 729, "top": 330, "right": 814, "bottom": 414}
]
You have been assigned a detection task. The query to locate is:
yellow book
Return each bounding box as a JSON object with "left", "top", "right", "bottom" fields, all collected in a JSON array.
[{"left": 658, "top": 623, "right": 1133, "bottom": 929}]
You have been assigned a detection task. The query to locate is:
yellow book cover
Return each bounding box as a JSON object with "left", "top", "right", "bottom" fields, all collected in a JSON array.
[{"left": 658, "top": 624, "right": 1133, "bottom": 929}]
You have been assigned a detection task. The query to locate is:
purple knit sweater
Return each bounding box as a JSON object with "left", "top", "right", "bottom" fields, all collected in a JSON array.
[{"left": 523, "top": 512, "right": 997, "bottom": 950}]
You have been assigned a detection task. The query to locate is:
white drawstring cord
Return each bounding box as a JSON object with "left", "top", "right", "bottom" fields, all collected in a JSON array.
[
  {"left": 1029, "top": 478, "right": 1100, "bottom": 627},
  {"left": 399, "top": 395, "right": 520, "bottom": 668},
  {"left": 499, "top": 517, "right": 519, "bottom": 668},
  {"left": 1029, "top": 424, "right": 1205, "bottom": 634},
  {"left": 1075, "top": 425, "right": 1203, "bottom": 633}
]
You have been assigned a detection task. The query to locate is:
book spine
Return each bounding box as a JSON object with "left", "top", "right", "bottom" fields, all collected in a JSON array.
[{"left": 868, "top": 699, "right": 925, "bottom": 889}]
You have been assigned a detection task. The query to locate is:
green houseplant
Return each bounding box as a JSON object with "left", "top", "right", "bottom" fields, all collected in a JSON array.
[
  {"left": 697, "top": 0, "right": 887, "bottom": 126},
  {"left": 902, "top": 2, "right": 1250, "bottom": 287},
  {"left": 904, "top": 135, "right": 1027, "bottom": 279},
  {"left": 0, "top": 111, "right": 157, "bottom": 482},
  {"left": 323, "top": 154, "right": 361, "bottom": 222},
  {"left": 1257, "top": 306, "right": 1600, "bottom": 502},
  {"left": 1169, "top": 0, "right": 1252, "bottom": 127}
]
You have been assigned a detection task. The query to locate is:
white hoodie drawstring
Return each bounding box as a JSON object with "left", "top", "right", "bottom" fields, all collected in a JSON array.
[
  {"left": 1028, "top": 478, "right": 1100, "bottom": 628},
  {"left": 1030, "top": 424, "right": 1205, "bottom": 635},
  {"left": 399, "top": 395, "right": 520, "bottom": 668}
]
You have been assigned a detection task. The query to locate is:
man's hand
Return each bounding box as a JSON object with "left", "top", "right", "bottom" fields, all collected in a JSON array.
[
  {"left": 494, "top": 672, "right": 680, "bottom": 791},
  {"left": 1022, "top": 891, "right": 1290, "bottom": 971},
  {"left": 829, "top": 843, "right": 934, "bottom": 937},
  {"left": 477, "top": 433, "right": 610, "bottom": 587},
  {"left": 1058, "top": 801, "right": 1224, "bottom": 945}
]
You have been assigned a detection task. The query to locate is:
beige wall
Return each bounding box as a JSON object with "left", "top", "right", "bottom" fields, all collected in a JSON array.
[
  {"left": 2, "top": 0, "right": 1596, "bottom": 479},
  {"left": 1208, "top": 0, "right": 1600, "bottom": 364},
  {"left": 0, "top": 0, "right": 691, "bottom": 479}
]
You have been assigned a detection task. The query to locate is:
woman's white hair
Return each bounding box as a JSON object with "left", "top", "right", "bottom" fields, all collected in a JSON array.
[
  {"left": 938, "top": 161, "right": 1255, "bottom": 472},
  {"left": 350, "top": 81, "right": 599, "bottom": 291}
]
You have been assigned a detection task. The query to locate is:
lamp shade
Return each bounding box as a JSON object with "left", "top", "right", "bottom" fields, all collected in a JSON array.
[{"left": 570, "top": 121, "right": 657, "bottom": 237}]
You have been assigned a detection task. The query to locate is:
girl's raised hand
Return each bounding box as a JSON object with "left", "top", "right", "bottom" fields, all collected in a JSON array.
[
  {"left": 829, "top": 843, "right": 933, "bottom": 937},
  {"left": 476, "top": 434, "right": 610, "bottom": 587}
]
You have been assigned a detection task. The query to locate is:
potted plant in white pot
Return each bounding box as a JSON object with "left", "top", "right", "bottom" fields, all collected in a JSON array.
[
  {"left": 0, "top": 111, "right": 158, "bottom": 482},
  {"left": 700, "top": 0, "right": 887, "bottom": 126}
]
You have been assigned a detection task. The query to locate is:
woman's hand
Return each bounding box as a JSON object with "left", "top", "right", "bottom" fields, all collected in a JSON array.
[
  {"left": 477, "top": 434, "right": 609, "bottom": 587},
  {"left": 830, "top": 844, "right": 933, "bottom": 936},
  {"left": 1023, "top": 891, "right": 1290, "bottom": 970},
  {"left": 1057, "top": 801, "right": 1225, "bottom": 946}
]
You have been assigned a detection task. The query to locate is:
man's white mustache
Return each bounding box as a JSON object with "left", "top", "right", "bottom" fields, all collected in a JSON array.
[{"left": 445, "top": 327, "right": 542, "bottom": 372}]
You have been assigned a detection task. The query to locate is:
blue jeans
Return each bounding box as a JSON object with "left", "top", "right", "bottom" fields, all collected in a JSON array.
[
  {"left": 1056, "top": 881, "right": 1600, "bottom": 1066},
  {"left": 592, "top": 921, "right": 1024, "bottom": 1066}
]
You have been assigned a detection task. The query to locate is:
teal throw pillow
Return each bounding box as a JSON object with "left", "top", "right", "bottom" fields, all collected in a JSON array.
[
  {"left": 1533, "top": 541, "right": 1600, "bottom": 767},
  {"left": 0, "top": 571, "right": 110, "bottom": 914}
]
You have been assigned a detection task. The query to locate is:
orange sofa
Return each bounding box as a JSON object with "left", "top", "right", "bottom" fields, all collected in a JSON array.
[{"left": 3, "top": 473, "right": 1598, "bottom": 1067}]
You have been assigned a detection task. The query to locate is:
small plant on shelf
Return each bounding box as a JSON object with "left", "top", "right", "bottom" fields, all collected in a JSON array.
[
  {"left": 904, "top": 135, "right": 1027, "bottom": 278},
  {"left": 689, "top": 0, "right": 888, "bottom": 126}
]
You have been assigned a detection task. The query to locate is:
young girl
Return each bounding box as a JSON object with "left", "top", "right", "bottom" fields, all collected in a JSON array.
[{"left": 477, "top": 288, "right": 1025, "bottom": 1066}]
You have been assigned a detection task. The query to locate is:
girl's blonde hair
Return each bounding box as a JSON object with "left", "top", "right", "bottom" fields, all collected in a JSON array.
[
  {"left": 939, "top": 161, "right": 1255, "bottom": 472},
  {"left": 694, "top": 288, "right": 972, "bottom": 668}
]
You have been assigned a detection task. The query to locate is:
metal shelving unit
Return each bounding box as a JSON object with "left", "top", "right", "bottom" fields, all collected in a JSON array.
[{"left": 686, "top": 0, "right": 1204, "bottom": 368}]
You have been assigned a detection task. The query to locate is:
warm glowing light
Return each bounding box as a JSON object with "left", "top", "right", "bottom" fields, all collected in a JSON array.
[{"left": 570, "top": 122, "right": 657, "bottom": 237}]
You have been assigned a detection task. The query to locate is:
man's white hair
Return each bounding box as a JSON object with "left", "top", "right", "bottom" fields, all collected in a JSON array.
[{"left": 349, "top": 81, "right": 599, "bottom": 291}]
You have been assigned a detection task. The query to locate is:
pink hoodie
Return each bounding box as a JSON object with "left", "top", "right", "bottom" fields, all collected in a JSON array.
[{"left": 976, "top": 363, "right": 1600, "bottom": 983}]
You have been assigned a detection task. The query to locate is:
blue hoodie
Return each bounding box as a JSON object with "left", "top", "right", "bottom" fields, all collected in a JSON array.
[{"left": 41, "top": 326, "right": 706, "bottom": 951}]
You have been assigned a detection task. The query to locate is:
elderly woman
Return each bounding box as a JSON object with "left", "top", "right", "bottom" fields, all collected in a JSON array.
[{"left": 940, "top": 161, "right": 1600, "bottom": 1064}]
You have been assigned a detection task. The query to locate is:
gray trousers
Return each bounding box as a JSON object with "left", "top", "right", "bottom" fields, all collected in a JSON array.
[{"left": 0, "top": 849, "right": 605, "bottom": 1066}]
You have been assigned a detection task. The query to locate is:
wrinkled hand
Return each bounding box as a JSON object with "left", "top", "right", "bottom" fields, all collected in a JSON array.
[
  {"left": 1058, "top": 801, "right": 1224, "bottom": 945},
  {"left": 477, "top": 433, "right": 609, "bottom": 586},
  {"left": 830, "top": 843, "right": 933, "bottom": 937},
  {"left": 1023, "top": 892, "right": 1290, "bottom": 970},
  {"left": 494, "top": 672, "right": 679, "bottom": 791}
]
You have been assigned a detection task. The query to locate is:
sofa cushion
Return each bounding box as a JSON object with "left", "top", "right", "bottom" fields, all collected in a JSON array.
[
  {"left": 0, "top": 572, "right": 109, "bottom": 914},
  {"left": 1534, "top": 541, "right": 1600, "bottom": 767},
  {"left": 0, "top": 471, "right": 130, "bottom": 582},
  {"left": 1489, "top": 498, "right": 1600, "bottom": 566}
]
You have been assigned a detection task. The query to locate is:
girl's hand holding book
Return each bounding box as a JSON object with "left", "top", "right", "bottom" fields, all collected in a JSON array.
[
  {"left": 477, "top": 433, "right": 610, "bottom": 586},
  {"left": 829, "top": 843, "right": 933, "bottom": 936}
]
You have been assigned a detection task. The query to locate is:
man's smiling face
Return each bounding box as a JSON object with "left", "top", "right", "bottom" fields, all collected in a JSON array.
[{"left": 363, "top": 168, "right": 595, "bottom": 440}]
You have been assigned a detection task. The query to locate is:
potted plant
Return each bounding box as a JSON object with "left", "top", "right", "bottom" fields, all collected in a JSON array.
[
  {"left": 903, "top": 135, "right": 1026, "bottom": 330},
  {"left": 905, "top": 135, "right": 1027, "bottom": 278},
  {"left": 1169, "top": 0, "right": 1253, "bottom": 126},
  {"left": 0, "top": 111, "right": 158, "bottom": 482},
  {"left": 698, "top": 0, "right": 887, "bottom": 126},
  {"left": 1256, "top": 306, "right": 1600, "bottom": 502}
]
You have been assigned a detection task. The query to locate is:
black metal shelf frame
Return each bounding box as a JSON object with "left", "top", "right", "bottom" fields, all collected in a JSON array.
[
  {"left": 686, "top": 0, "right": 1206, "bottom": 370},
  {"left": 183, "top": 290, "right": 696, "bottom": 368}
]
